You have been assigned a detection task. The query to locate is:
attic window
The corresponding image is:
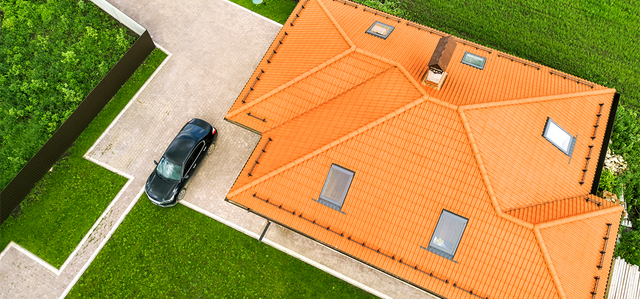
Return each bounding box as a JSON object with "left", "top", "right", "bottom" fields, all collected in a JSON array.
[
  {"left": 318, "top": 164, "right": 354, "bottom": 212},
  {"left": 426, "top": 210, "right": 468, "bottom": 260},
  {"left": 543, "top": 118, "right": 576, "bottom": 156},
  {"left": 461, "top": 52, "right": 486, "bottom": 70},
  {"left": 366, "top": 21, "right": 394, "bottom": 39}
]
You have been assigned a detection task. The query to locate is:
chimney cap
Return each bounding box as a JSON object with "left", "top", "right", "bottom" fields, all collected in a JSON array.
[{"left": 428, "top": 36, "right": 457, "bottom": 72}]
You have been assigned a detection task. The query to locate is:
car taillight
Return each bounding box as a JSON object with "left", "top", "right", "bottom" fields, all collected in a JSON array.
[{"left": 212, "top": 129, "right": 216, "bottom": 135}]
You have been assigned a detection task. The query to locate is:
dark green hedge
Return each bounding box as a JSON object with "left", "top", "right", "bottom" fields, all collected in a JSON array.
[{"left": 0, "top": 0, "right": 135, "bottom": 191}]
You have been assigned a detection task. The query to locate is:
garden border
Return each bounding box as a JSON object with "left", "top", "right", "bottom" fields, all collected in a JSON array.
[
  {"left": 0, "top": 31, "right": 156, "bottom": 225},
  {"left": 0, "top": 45, "right": 172, "bottom": 284},
  {"left": 89, "top": 0, "right": 146, "bottom": 35}
]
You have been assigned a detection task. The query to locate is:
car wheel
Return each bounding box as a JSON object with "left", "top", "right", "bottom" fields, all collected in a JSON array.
[
  {"left": 177, "top": 188, "right": 186, "bottom": 201},
  {"left": 206, "top": 143, "right": 216, "bottom": 156}
]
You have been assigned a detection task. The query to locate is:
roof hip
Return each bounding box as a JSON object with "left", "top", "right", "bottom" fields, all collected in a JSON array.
[
  {"left": 226, "top": 47, "right": 356, "bottom": 119},
  {"left": 461, "top": 88, "right": 616, "bottom": 111},
  {"left": 227, "top": 94, "right": 430, "bottom": 198},
  {"left": 316, "top": 0, "right": 354, "bottom": 47}
]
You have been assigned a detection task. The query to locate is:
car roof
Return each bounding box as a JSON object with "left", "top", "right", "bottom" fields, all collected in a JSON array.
[{"left": 164, "top": 124, "right": 204, "bottom": 164}]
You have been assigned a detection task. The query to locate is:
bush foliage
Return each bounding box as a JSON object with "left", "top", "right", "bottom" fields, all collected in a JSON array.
[
  {"left": 395, "top": 0, "right": 640, "bottom": 265},
  {"left": 615, "top": 229, "right": 640, "bottom": 266},
  {"left": 611, "top": 106, "right": 640, "bottom": 225},
  {"left": 0, "top": 0, "right": 135, "bottom": 191},
  {"left": 609, "top": 104, "right": 640, "bottom": 263},
  {"left": 0, "top": 49, "right": 166, "bottom": 268}
]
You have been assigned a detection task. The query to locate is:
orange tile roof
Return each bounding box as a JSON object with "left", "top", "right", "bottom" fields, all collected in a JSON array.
[
  {"left": 505, "top": 194, "right": 619, "bottom": 225},
  {"left": 224, "top": 0, "right": 623, "bottom": 298}
]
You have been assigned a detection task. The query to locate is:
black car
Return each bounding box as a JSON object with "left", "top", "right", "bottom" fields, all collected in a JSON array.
[{"left": 145, "top": 118, "right": 217, "bottom": 207}]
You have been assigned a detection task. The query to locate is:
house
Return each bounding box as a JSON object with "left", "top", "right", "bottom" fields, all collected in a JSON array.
[{"left": 224, "top": 0, "right": 623, "bottom": 298}]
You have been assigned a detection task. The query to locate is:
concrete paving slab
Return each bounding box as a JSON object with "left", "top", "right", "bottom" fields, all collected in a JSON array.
[
  {"left": 262, "top": 223, "right": 436, "bottom": 299},
  {"left": 0, "top": 0, "right": 277, "bottom": 297},
  {"left": 0, "top": 0, "right": 438, "bottom": 298}
]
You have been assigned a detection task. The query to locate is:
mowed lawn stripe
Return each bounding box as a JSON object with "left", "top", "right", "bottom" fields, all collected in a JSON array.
[
  {"left": 68, "top": 195, "right": 377, "bottom": 298},
  {"left": 404, "top": 0, "right": 640, "bottom": 107}
]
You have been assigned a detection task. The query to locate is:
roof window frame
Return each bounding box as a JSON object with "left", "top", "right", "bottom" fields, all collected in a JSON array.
[
  {"left": 424, "top": 209, "right": 468, "bottom": 261},
  {"left": 461, "top": 52, "right": 487, "bottom": 70},
  {"left": 317, "top": 164, "right": 355, "bottom": 212},
  {"left": 542, "top": 117, "right": 577, "bottom": 157},
  {"left": 365, "top": 21, "right": 395, "bottom": 39}
]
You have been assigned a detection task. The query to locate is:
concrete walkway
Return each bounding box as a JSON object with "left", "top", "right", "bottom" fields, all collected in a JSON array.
[{"left": 0, "top": 1, "right": 435, "bottom": 298}]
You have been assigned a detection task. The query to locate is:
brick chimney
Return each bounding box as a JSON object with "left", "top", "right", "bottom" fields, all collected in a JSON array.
[{"left": 422, "top": 36, "right": 457, "bottom": 90}]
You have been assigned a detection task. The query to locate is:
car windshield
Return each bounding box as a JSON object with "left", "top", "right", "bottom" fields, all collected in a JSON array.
[{"left": 156, "top": 157, "right": 182, "bottom": 181}]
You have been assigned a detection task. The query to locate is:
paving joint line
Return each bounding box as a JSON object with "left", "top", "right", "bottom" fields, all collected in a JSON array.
[
  {"left": 58, "top": 187, "right": 145, "bottom": 299},
  {"left": 222, "top": 0, "right": 283, "bottom": 28},
  {"left": 261, "top": 236, "right": 393, "bottom": 299},
  {"left": 0, "top": 44, "right": 172, "bottom": 298},
  {"left": 179, "top": 200, "right": 261, "bottom": 239},
  {"left": 86, "top": 46, "right": 173, "bottom": 157}
]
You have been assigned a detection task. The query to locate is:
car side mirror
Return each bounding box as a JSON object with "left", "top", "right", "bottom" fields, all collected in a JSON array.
[{"left": 154, "top": 160, "right": 158, "bottom": 165}]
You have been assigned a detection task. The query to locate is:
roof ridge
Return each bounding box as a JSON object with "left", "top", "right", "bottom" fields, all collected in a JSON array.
[
  {"left": 227, "top": 94, "right": 430, "bottom": 198},
  {"left": 316, "top": 0, "right": 354, "bottom": 47},
  {"left": 263, "top": 64, "right": 397, "bottom": 134},
  {"left": 461, "top": 88, "right": 616, "bottom": 111},
  {"left": 534, "top": 226, "right": 567, "bottom": 299},
  {"left": 533, "top": 203, "right": 623, "bottom": 299},
  {"left": 537, "top": 204, "right": 623, "bottom": 229},
  {"left": 226, "top": 47, "right": 356, "bottom": 119},
  {"left": 460, "top": 104, "right": 541, "bottom": 231},
  {"left": 457, "top": 107, "right": 503, "bottom": 217},
  {"left": 504, "top": 194, "right": 605, "bottom": 213},
  {"left": 353, "top": 48, "right": 460, "bottom": 110}
]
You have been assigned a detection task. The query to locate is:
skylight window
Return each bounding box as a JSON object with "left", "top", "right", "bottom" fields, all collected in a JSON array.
[
  {"left": 366, "top": 21, "right": 394, "bottom": 39},
  {"left": 425, "top": 210, "right": 468, "bottom": 260},
  {"left": 461, "top": 52, "right": 486, "bottom": 70},
  {"left": 543, "top": 118, "right": 576, "bottom": 156},
  {"left": 317, "top": 164, "right": 354, "bottom": 212}
]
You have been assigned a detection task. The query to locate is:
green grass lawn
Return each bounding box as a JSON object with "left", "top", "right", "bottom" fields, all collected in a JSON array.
[
  {"left": 403, "top": 0, "right": 640, "bottom": 108},
  {"left": 7, "top": 0, "right": 638, "bottom": 297},
  {"left": 0, "top": 49, "right": 167, "bottom": 268},
  {"left": 227, "top": 0, "right": 297, "bottom": 24},
  {"left": 226, "top": 0, "right": 639, "bottom": 109},
  {"left": 401, "top": 0, "right": 640, "bottom": 263},
  {"left": 68, "top": 194, "right": 376, "bottom": 298}
]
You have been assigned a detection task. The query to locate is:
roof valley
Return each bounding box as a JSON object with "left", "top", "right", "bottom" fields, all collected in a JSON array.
[{"left": 224, "top": 0, "right": 623, "bottom": 297}]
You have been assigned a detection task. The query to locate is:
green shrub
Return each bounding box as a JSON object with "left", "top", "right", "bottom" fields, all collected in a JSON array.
[
  {"left": 610, "top": 105, "right": 640, "bottom": 229},
  {"left": 0, "top": 0, "right": 136, "bottom": 191},
  {"left": 598, "top": 169, "right": 619, "bottom": 195},
  {"left": 614, "top": 229, "right": 640, "bottom": 266},
  {"left": 608, "top": 104, "right": 640, "bottom": 263},
  {"left": 0, "top": 49, "right": 166, "bottom": 268}
]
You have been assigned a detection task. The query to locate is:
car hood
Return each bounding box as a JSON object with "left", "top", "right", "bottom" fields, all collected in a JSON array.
[{"left": 145, "top": 171, "right": 180, "bottom": 203}]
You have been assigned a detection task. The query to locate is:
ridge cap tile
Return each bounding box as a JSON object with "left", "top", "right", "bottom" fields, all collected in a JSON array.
[
  {"left": 462, "top": 88, "right": 616, "bottom": 111},
  {"left": 225, "top": 0, "right": 619, "bottom": 297}
]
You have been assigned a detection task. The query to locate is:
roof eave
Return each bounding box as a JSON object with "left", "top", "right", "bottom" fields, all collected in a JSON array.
[{"left": 590, "top": 92, "right": 621, "bottom": 195}]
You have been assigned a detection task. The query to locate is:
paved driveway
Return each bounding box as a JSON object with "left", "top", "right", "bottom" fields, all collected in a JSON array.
[
  {"left": 0, "top": 0, "right": 435, "bottom": 298},
  {"left": 0, "top": 1, "right": 275, "bottom": 298}
]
